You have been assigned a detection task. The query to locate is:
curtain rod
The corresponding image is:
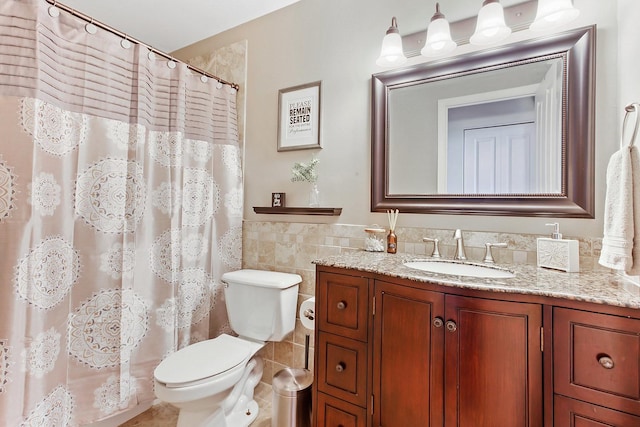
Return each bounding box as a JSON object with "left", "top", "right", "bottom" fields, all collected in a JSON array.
[{"left": 44, "top": 0, "right": 240, "bottom": 90}]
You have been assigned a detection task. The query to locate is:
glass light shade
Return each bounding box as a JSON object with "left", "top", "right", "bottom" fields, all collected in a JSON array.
[
  {"left": 530, "top": 0, "right": 580, "bottom": 31},
  {"left": 470, "top": 1, "right": 512, "bottom": 46},
  {"left": 376, "top": 32, "right": 407, "bottom": 66},
  {"left": 421, "top": 18, "right": 457, "bottom": 57},
  {"left": 376, "top": 17, "right": 407, "bottom": 67}
]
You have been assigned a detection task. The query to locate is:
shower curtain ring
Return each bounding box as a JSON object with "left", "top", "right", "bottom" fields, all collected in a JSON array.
[
  {"left": 48, "top": 1, "right": 60, "bottom": 17},
  {"left": 121, "top": 35, "right": 132, "bottom": 49},
  {"left": 85, "top": 19, "right": 97, "bottom": 35}
]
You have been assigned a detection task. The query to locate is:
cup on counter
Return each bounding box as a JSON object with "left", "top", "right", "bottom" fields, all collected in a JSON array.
[{"left": 364, "top": 226, "right": 386, "bottom": 252}]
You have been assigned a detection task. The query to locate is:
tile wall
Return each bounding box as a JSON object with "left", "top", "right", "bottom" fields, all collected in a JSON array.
[{"left": 242, "top": 220, "right": 606, "bottom": 384}]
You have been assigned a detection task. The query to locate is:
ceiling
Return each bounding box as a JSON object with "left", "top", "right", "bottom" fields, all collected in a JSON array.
[
  {"left": 60, "top": 0, "right": 302, "bottom": 53},
  {"left": 58, "top": 0, "right": 533, "bottom": 54}
]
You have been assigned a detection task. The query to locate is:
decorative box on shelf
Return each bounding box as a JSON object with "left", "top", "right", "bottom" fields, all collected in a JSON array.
[{"left": 252, "top": 207, "right": 342, "bottom": 216}]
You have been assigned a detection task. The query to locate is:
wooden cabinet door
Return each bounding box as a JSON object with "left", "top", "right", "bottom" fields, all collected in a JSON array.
[
  {"left": 554, "top": 395, "right": 640, "bottom": 427},
  {"left": 317, "top": 271, "right": 369, "bottom": 341},
  {"left": 554, "top": 308, "right": 640, "bottom": 416},
  {"left": 317, "top": 392, "right": 367, "bottom": 427},
  {"left": 372, "top": 280, "right": 445, "bottom": 427},
  {"left": 444, "top": 295, "right": 543, "bottom": 427},
  {"left": 317, "top": 332, "right": 368, "bottom": 407}
]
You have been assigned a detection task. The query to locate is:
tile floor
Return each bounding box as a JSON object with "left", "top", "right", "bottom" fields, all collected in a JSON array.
[{"left": 119, "top": 382, "right": 273, "bottom": 427}]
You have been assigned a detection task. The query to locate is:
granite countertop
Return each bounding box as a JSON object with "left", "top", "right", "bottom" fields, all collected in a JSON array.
[{"left": 313, "top": 251, "right": 640, "bottom": 310}]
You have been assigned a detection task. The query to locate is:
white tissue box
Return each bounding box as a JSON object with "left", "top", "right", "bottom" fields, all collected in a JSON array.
[{"left": 537, "top": 238, "right": 579, "bottom": 272}]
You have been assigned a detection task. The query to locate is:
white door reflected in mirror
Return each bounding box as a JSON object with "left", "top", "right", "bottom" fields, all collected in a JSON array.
[{"left": 459, "top": 122, "right": 536, "bottom": 194}]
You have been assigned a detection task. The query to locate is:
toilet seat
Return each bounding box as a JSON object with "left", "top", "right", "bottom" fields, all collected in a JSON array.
[{"left": 154, "top": 334, "right": 252, "bottom": 388}]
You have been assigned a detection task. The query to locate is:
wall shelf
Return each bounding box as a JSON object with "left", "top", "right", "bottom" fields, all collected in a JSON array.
[{"left": 253, "top": 207, "right": 342, "bottom": 216}]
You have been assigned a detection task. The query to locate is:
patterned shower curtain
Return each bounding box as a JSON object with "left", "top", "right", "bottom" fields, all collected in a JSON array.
[{"left": 0, "top": 1, "right": 243, "bottom": 425}]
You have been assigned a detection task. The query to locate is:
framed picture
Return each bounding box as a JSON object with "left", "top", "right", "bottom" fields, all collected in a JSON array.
[
  {"left": 277, "top": 81, "right": 322, "bottom": 151},
  {"left": 271, "top": 192, "right": 286, "bottom": 207}
]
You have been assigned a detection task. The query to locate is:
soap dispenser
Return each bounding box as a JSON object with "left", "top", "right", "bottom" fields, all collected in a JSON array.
[{"left": 536, "top": 223, "right": 579, "bottom": 272}]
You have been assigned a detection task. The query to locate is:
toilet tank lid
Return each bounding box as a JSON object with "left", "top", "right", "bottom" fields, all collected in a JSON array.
[{"left": 221, "top": 269, "right": 302, "bottom": 289}]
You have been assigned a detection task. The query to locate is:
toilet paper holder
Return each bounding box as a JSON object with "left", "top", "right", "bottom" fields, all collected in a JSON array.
[
  {"left": 299, "top": 297, "right": 316, "bottom": 330},
  {"left": 303, "top": 307, "right": 314, "bottom": 321},
  {"left": 299, "top": 297, "right": 316, "bottom": 371}
]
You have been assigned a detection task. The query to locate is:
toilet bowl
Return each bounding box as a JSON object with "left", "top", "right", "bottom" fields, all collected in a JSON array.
[
  {"left": 154, "top": 334, "right": 265, "bottom": 427},
  {"left": 153, "top": 269, "right": 302, "bottom": 427}
]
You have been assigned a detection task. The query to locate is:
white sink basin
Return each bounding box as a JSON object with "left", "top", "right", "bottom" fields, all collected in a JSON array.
[{"left": 404, "top": 260, "right": 515, "bottom": 279}]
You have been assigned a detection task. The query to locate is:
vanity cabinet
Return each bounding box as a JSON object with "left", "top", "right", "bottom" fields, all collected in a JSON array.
[
  {"left": 553, "top": 308, "right": 640, "bottom": 426},
  {"left": 313, "top": 264, "right": 640, "bottom": 427},
  {"left": 314, "top": 267, "right": 543, "bottom": 427}
]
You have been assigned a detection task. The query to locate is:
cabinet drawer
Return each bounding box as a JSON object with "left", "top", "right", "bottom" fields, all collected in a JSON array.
[
  {"left": 317, "top": 272, "right": 368, "bottom": 341},
  {"left": 317, "top": 332, "right": 368, "bottom": 407},
  {"left": 554, "top": 395, "right": 640, "bottom": 427},
  {"left": 554, "top": 307, "right": 640, "bottom": 416},
  {"left": 316, "top": 392, "right": 367, "bottom": 427}
]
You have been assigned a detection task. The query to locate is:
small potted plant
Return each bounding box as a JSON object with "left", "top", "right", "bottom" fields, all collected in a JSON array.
[{"left": 291, "top": 157, "right": 320, "bottom": 207}]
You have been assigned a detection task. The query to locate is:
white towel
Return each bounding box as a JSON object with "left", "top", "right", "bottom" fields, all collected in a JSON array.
[
  {"left": 599, "top": 145, "right": 640, "bottom": 274},
  {"left": 631, "top": 147, "right": 640, "bottom": 275}
]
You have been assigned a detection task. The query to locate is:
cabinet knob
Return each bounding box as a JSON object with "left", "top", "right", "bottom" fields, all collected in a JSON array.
[
  {"left": 335, "top": 362, "right": 346, "bottom": 372},
  {"left": 446, "top": 320, "right": 457, "bottom": 332},
  {"left": 336, "top": 301, "right": 346, "bottom": 310},
  {"left": 598, "top": 355, "right": 614, "bottom": 369},
  {"left": 433, "top": 317, "right": 444, "bottom": 328}
]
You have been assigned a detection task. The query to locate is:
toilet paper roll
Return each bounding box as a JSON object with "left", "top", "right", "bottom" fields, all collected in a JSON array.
[{"left": 299, "top": 297, "right": 316, "bottom": 330}]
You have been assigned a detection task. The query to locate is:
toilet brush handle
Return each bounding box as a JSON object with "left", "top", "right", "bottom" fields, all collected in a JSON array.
[{"left": 304, "top": 334, "right": 310, "bottom": 370}]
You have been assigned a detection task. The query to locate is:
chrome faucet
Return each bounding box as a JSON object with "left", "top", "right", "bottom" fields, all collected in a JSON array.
[
  {"left": 423, "top": 237, "right": 441, "bottom": 258},
  {"left": 483, "top": 242, "right": 508, "bottom": 263},
  {"left": 453, "top": 229, "right": 467, "bottom": 260}
]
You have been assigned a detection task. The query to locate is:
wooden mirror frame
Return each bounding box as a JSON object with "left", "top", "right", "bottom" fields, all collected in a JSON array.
[{"left": 371, "top": 26, "right": 595, "bottom": 217}]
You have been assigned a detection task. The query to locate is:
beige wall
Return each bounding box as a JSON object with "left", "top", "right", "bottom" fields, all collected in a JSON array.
[
  {"left": 174, "top": 0, "right": 625, "bottom": 238},
  {"left": 618, "top": 0, "right": 640, "bottom": 112},
  {"left": 172, "top": 0, "right": 640, "bottom": 378}
]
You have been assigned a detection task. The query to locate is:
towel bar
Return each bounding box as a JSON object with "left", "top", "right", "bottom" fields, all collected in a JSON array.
[{"left": 622, "top": 103, "right": 640, "bottom": 148}]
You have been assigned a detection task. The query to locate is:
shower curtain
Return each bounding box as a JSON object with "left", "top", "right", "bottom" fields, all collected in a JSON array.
[{"left": 0, "top": 1, "right": 243, "bottom": 425}]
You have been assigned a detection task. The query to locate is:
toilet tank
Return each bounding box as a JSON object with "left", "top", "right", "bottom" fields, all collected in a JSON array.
[{"left": 221, "top": 269, "right": 301, "bottom": 342}]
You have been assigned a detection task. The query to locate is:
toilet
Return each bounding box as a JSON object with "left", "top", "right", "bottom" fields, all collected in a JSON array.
[{"left": 153, "top": 269, "right": 302, "bottom": 427}]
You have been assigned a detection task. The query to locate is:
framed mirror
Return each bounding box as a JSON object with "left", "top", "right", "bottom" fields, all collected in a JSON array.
[{"left": 371, "top": 26, "right": 595, "bottom": 217}]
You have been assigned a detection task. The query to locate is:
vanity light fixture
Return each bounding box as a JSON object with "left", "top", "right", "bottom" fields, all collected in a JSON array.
[
  {"left": 376, "top": 0, "right": 581, "bottom": 68},
  {"left": 530, "top": 0, "right": 580, "bottom": 31},
  {"left": 470, "top": 0, "right": 512, "bottom": 46},
  {"left": 421, "top": 3, "right": 457, "bottom": 57},
  {"left": 376, "top": 17, "right": 407, "bottom": 67}
]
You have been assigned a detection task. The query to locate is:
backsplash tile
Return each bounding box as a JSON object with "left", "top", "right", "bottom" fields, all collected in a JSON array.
[{"left": 241, "top": 220, "right": 607, "bottom": 383}]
